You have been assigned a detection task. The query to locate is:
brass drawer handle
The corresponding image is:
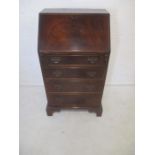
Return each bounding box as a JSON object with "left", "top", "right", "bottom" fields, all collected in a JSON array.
[
  {"left": 52, "top": 71, "right": 62, "bottom": 77},
  {"left": 87, "top": 57, "right": 98, "bottom": 64},
  {"left": 86, "top": 71, "right": 96, "bottom": 77},
  {"left": 50, "top": 57, "right": 61, "bottom": 64}
]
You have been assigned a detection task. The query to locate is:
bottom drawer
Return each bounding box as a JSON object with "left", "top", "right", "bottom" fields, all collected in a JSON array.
[{"left": 47, "top": 93, "right": 102, "bottom": 107}]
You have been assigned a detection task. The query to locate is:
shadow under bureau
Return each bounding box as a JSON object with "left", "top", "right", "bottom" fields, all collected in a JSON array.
[{"left": 38, "top": 8, "right": 110, "bottom": 116}]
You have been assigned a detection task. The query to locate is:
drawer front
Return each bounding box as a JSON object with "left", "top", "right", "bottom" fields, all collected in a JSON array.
[
  {"left": 43, "top": 67, "right": 104, "bottom": 78},
  {"left": 40, "top": 54, "right": 106, "bottom": 66},
  {"left": 47, "top": 93, "right": 101, "bottom": 107},
  {"left": 45, "top": 79, "right": 103, "bottom": 92}
]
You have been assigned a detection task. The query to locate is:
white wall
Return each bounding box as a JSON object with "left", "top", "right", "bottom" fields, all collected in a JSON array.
[{"left": 20, "top": 0, "right": 134, "bottom": 86}]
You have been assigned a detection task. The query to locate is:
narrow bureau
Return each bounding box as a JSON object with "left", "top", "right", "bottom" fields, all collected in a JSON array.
[{"left": 38, "top": 8, "right": 110, "bottom": 116}]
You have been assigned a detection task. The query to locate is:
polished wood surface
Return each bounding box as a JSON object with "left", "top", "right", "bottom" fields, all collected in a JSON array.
[
  {"left": 40, "top": 54, "right": 107, "bottom": 66},
  {"left": 47, "top": 93, "right": 102, "bottom": 107},
  {"left": 38, "top": 9, "right": 110, "bottom": 116},
  {"left": 43, "top": 67, "right": 105, "bottom": 78},
  {"left": 45, "top": 79, "right": 104, "bottom": 92},
  {"left": 38, "top": 11, "right": 110, "bottom": 53}
]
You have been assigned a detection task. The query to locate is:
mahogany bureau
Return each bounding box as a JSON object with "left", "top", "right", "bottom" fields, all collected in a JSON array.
[{"left": 38, "top": 9, "right": 110, "bottom": 116}]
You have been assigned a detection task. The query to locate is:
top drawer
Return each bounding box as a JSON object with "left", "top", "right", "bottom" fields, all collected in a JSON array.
[{"left": 40, "top": 54, "right": 108, "bottom": 67}]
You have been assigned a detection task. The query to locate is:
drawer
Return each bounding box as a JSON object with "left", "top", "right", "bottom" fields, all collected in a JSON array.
[
  {"left": 45, "top": 79, "right": 104, "bottom": 92},
  {"left": 40, "top": 54, "right": 107, "bottom": 66},
  {"left": 47, "top": 93, "right": 101, "bottom": 107},
  {"left": 43, "top": 67, "right": 105, "bottom": 78}
]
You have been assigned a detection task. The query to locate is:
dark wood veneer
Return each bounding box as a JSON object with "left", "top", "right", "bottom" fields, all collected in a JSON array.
[
  {"left": 45, "top": 79, "right": 104, "bottom": 92},
  {"left": 40, "top": 54, "right": 107, "bottom": 66},
  {"left": 38, "top": 8, "right": 110, "bottom": 116},
  {"left": 43, "top": 66, "right": 105, "bottom": 78},
  {"left": 47, "top": 93, "right": 102, "bottom": 107}
]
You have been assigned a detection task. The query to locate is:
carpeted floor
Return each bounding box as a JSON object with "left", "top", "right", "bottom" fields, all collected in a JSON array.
[{"left": 20, "top": 85, "right": 134, "bottom": 155}]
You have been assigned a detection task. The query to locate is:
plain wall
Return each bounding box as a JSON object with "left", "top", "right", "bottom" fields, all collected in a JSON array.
[{"left": 20, "top": 0, "right": 134, "bottom": 86}]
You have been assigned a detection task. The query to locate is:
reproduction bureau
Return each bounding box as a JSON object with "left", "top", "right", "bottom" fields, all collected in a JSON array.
[{"left": 38, "top": 9, "right": 110, "bottom": 116}]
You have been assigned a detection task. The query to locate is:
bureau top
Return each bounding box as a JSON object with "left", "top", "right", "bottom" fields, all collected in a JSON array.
[
  {"left": 40, "top": 8, "right": 109, "bottom": 14},
  {"left": 38, "top": 9, "right": 110, "bottom": 54}
]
